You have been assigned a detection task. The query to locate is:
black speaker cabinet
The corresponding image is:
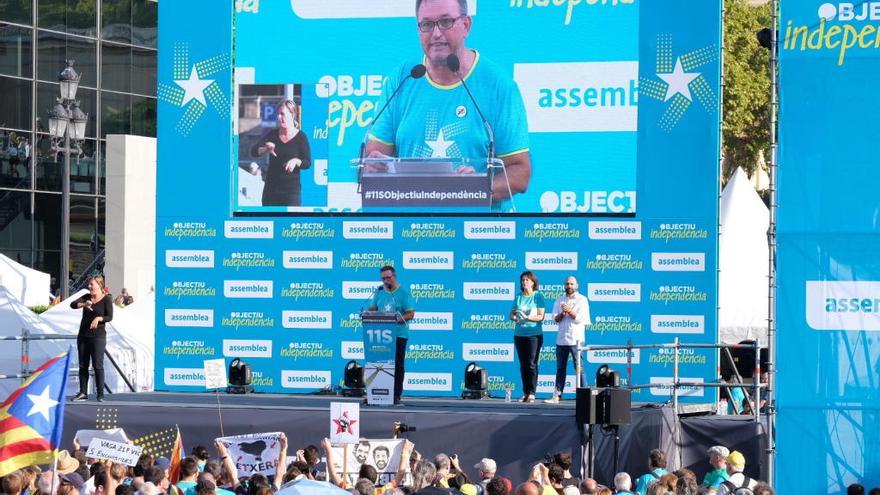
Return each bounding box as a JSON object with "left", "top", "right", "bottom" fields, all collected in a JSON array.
[
  {"left": 576, "top": 387, "right": 601, "bottom": 425},
  {"left": 598, "top": 388, "right": 632, "bottom": 425}
]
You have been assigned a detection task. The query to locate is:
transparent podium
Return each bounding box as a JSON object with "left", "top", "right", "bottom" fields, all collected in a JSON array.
[
  {"left": 360, "top": 311, "right": 404, "bottom": 406},
  {"left": 352, "top": 157, "right": 508, "bottom": 209}
]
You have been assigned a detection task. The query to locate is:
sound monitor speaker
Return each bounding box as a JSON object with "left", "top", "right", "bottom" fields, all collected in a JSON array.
[
  {"left": 576, "top": 387, "right": 601, "bottom": 425},
  {"left": 598, "top": 388, "right": 631, "bottom": 425}
]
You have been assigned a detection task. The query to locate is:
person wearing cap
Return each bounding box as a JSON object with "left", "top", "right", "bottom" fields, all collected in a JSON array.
[
  {"left": 59, "top": 472, "right": 85, "bottom": 495},
  {"left": 474, "top": 458, "right": 496, "bottom": 491},
  {"left": 716, "top": 451, "right": 757, "bottom": 495},
  {"left": 701, "top": 446, "right": 730, "bottom": 494}
]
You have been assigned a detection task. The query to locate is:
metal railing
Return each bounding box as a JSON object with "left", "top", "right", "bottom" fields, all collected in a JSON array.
[
  {"left": 1, "top": 328, "right": 136, "bottom": 393},
  {"left": 578, "top": 339, "right": 765, "bottom": 422}
]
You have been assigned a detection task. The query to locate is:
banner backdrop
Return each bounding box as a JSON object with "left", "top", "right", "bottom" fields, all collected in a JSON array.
[
  {"left": 777, "top": 1, "right": 880, "bottom": 492},
  {"left": 156, "top": 1, "right": 721, "bottom": 403}
]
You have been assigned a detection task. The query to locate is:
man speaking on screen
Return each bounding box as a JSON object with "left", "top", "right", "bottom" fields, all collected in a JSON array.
[{"left": 364, "top": 0, "right": 532, "bottom": 204}]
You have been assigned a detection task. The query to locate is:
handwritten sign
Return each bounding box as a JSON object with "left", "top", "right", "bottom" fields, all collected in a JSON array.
[
  {"left": 204, "top": 359, "right": 227, "bottom": 389},
  {"left": 86, "top": 438, "right": 143, "bottom": 466}
]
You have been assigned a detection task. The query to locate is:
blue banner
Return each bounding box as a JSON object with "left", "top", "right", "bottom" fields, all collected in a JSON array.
[
  {"left": 777, "top": 1, "right": 880, "bottom": 492},
  {"left": 156, "top": 0, "right": 721, "bottom": 403}
]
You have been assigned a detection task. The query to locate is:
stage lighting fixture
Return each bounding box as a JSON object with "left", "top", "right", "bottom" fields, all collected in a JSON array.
[
  {"left": 462, "top": 362, "right": 488, "bottom": 400},
  {"left": 342, "top": 360, "right": 366, "bottom": 397},
  {"left": 227, "top": 358, "right": 253, "bottom": 394},
  {"left": 595, "top": 365, "right": 620, "bottom": 388}
]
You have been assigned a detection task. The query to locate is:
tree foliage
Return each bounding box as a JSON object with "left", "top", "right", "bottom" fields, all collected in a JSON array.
[{"left": 723, "top": 0, "right": 772, "bottom": 181}]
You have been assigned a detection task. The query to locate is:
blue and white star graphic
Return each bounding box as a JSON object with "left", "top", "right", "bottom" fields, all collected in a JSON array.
[
  {"left": 157, "top": 42, "right": 230, "bottom": 136},
  {"left": 639, "top": 34, "right": 718, "bottom": 132},
  {"left": 26, "top": 385, "right": 59, "bottom": 422}
]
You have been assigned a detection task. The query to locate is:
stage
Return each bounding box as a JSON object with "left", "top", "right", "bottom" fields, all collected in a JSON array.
[{"left": 62, "top": 392, "right": 767, "bottom": 485}]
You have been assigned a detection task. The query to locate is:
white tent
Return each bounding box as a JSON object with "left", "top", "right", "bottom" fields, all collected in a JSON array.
[
  {"left": 42, "top": 291, "right": 155, "bottom": 394},
  {"left": 718, "top": 167, "right": 770, "bottom": 346},
  {"left": 0, "top": 253, "right": 51, "bottom": 307},
  {"left": 0, "top": 287, "right": 155, "bottom": 399}
]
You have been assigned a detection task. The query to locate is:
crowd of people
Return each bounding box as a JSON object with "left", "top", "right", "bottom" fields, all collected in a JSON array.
[{"left": 0, "top": 433, "right": 816, "bottom": 495}]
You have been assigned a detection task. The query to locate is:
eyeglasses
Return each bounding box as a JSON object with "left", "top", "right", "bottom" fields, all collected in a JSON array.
[{"left": 417, "top": 16, "right": 464, "bottom": 33}]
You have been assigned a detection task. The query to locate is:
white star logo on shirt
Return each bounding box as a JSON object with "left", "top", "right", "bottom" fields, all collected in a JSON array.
[
  {"left": 426, "top": 129, "right": 454, "bottom": 158},
  {"left": 175, "top": 66, "right": 214, "bottom": 107},
  {"left": 26, "top": 385, "right": 59, "bottom": 422},
  {"left": 657, "top": 58, "right": 700, "bottom": 102}
]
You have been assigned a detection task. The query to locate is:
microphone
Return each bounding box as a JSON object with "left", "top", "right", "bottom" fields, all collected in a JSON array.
[
  {"left": 446, "top": 54, "right": 495, "bottom": 161},
  {"left": 358, "top": 64, "right": 427, "bottom": 164}
]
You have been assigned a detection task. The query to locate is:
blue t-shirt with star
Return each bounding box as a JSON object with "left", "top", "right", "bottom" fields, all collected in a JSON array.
[
  {"left": 369, "top": 51, "right": 530, "bottom": 166},
  {"left": 369, "top": 286, "right": 414, "bottom": 339}
]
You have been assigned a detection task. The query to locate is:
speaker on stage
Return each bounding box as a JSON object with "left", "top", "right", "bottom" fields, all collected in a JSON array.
[
  {"left": 576, "top": 387, "right": 601, "bottom": 425},
  {"left": 227, "top": 358, "right": 253, "bottom": 394},
  {"left": 598, "top": 388, "right": 631, "bottom": 425}
]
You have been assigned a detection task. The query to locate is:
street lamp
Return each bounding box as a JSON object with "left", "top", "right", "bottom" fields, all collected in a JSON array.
[{"left": 48, "top": 60, "right": 88, "bottom": 299}]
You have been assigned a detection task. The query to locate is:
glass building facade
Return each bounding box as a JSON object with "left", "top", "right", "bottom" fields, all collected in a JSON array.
[{"left": 0, "top": 0, "right": 156, "bottom": 291}]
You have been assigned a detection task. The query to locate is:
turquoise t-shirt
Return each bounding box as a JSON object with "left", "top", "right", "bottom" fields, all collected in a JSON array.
[
  {"left": 370, "top": 51, "right": 530, "bottom": 163},
  {"left": 370, "top": 286, "right": 414, "bottom": 339},
  {"left": 512, "top": 292, "right": 545, "bottom": 337}
]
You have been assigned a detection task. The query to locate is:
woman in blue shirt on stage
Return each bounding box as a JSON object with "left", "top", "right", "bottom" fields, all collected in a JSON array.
[{"left": 510, "top": 270, "right": 545, "bottom": 403}]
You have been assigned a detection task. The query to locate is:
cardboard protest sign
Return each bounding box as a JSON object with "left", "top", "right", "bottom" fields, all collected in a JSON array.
[
  {"left": 331, "top": 439, "right": 408, "bottom": 486},
  {"left": 330, "top": 402, "right": 360, "bottom": 444},
  {"left": 86, "top": 438, "right": 143, "bottom": 466},
  {"left": 217, "top": 432, "right": 282, "bottom": 478}
]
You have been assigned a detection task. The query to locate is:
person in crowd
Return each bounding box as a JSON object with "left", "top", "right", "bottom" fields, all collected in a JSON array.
[
  {"left": 545, "top": 276, "right": 590, "bottom": 404},
  {"left": 138, "top": 482, "right": 159, "bottom": 495},
  {"left": 580, "top": 478, "right": 599, "bottom": 494},
  {"left": 701, "top": 446, "right": 729, "bottom": 494},
  {"left": 715, "top": 452, "right": 757, "bottom": 495},
  {"left": 2, "top": 470, "right": 23, "bottom": 495},
  {"left": 485, "top": 477, "right": 510, "bottom": 495},
  {"left": 552, "top": 453, "right": 579, "bottom": 489},
  {"left": 71, "top": 275, "right": 113, "bottom": 402},
  {"left": 659, "top": 474, "right": 678, "bottom": 494},
  {"left": 849, "top": 485, "right": 866, "bottom": 495},
  {"left": 189, "top": 447, "right": 210, "bottom": 472},
  {"left": 354, "top": 478, "right": 376, "bottom": 495},
  {"left": 614, "top": 473, "right": 635, "bottom": 495},
  {"left": 114, "top": 288, "right": 134, "bottom": 307},
  {"left": 675, "top": 478, "right": 698, "bottom": 495},
  {"left": 117, "top": 484, "right": 134, "bottom": 495},
  {"left": 751, "top": 483, "right": 773, "bottom": 495},
  {"left": 510, "top": 271, "right": 545, "bottom": 403},
  {"left": 59, "top": 473, "right": 85, "bottom": 495},
  {"left": 513, "top": 482, "right": 538, "bottom": 495},
  {"left": 367, "top": 265, "right": 415, "bottom": 405},
  {"left": 598, "top": 488, "right": 613, "bottom": 495},
  {"left": 433, "top": 454, "right": 452, "bottom": 487},
  {"left": 250, "top": 99, "right": 311, "bottom": 207},
  {"left": 474, "top": 458, "right": 496, "bottom": 491},
  {"left": 673, "top": 470, "right": 695, "bottom": 482},
  {"left": 646, "top": 483, "right": 667, "bottom": 495},
  {"left": 20, "top": 466, "right": 40, "bottom": 495},
  {"left": 175, "top": 458, "right": 200, "bottom": 493},
  {"left": 634, "top": 450, "right": 669, "bottom": 495}
]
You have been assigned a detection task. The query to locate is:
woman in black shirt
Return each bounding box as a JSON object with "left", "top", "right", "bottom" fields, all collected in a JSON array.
[
  {"left": 70, "top": 275, "right": 113, "bottom": 402},
  {"left": 251, "top": 99, "right": 311, "bottom": 206}
]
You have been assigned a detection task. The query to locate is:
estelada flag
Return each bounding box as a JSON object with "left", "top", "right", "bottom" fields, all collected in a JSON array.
[
  {"left": 0, "top": 351, "right": 71, "bottom": 477},
  {"left": 168, "top": 425, "right": 185, "bottom": 483}
]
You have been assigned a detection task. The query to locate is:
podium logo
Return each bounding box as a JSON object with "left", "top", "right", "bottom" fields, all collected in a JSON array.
[
  {"left": 223, "top": 280, "right": 273, "bottom": 299},
  {"left": 222, "top": 340, "right": 272, "bottom": 358},
  {"left": 405, "top": 373, "right": 453, "bottom": 392},
  {"left": 165, "top": 309, "right": 213, "bottom": 327},
  {"left": 462, "top": 343, "right": 515, "bottom": 362},
  {"left": 514, "top": 62, "right": 637, "bottom": 133},
  {"left": 164, "top": 368, "right": 206, "bottom": 387},
  {"left": 165, "top": 250, "right": 214, "bottom": 268},
  {"left": 343, "top": 221, "right": 393, "bottom": 239},
  {"left": 806, "top": 281, "right": 880, "bottom": 331},
  {"left": 652, "top": 253, "right": 705, "bottom": 272},
  {"left": 587, "top": 348, "right": 640, "bottom": 365},
  {"left": 587, "top": 283, "right": 641, "bottom": 302},
  {"left": 291, "top": 0, "right": 476, "bottom": 19},
  {"left": 403, "top": 251, "right": 454, "bottom": 270},
  {"left": 283, "top": 251, "right": 333, "bottom": 269},
  {"left": 341, "top": 341, "right": 365, "bottom": 360},
  {"left": 281, "top": 370, "right": 331, "bottom": 389},
  {"left": 651, "top": 315, "right": 705, "bottom": 334},
  {"left": 463, "top": 282, "right": 515, "bottom": 301},
  {"left": 536, "top": 375, "right": 575, "bottom": 394},
  {"left": 410, "top": 312, "right": 453, "bottom": 331},
  {"left": 588, "top": 221, "right": 641, "bottom": 240},
  {"left": 463, "top": 221, "right": 516, "bottom": 240},
  {"left": 342, "top": 281, "right": 380, "bottom": 299},
  {"left": 282, "top": 310, "right": 332, "bottom": 329},
  {"left": 649, "top": 376, "right": 704, "bottom": 398},
  {"left": 525, "top": 252, "right": 578, "bottom": 270},
  {"left": 224, "top": 221, "right": 273, "bottom": 239}
]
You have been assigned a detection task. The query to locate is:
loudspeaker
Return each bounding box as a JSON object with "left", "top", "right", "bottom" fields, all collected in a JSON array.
[
  {"left": 227, "top": 358, "right": 253, "bottom": 394},
  {"left": 576, "top": 387, "right": 601, "bottom": 425},
  {"left": 598, "top": 388, "right": 631, "bottom": 425}
]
